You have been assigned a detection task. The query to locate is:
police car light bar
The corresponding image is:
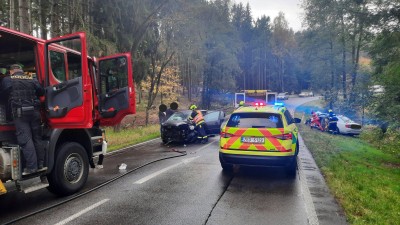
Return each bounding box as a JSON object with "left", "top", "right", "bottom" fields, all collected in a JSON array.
[
  {"left": 254, "top": 102, "right": 265, "bottom": 106},
  {"left": 275, "top": 102, "right": 284, "bottom": 106}
]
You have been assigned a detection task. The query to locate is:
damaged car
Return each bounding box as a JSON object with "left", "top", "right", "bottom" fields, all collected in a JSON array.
[{"left": 161, "top": 110, "right": 225, "bottom": 144}]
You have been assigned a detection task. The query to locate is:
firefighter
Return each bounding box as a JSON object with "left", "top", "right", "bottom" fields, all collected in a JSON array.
[
  {"left": 327, "top": 109, "right": 338, "bottom": 134},
  {"left": 189, "top": 104, "right": 208, "bottom": 144},
  {"left": 238, "top": 101, "right": 244, "bottom": 108},
  {"left": 0, "top": 64, "right": 45, "bottom": 175}
]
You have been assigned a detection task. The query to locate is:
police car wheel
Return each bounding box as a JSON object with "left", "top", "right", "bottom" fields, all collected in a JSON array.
[
  {"left": 220, "top": 161, "right": 233, "bottom": 172},
  {"left": 286, "top": 158, "right": 297, "bottom": 178},
  {"left": 47, "top": 142, "right": 89, "bottom": 196}
]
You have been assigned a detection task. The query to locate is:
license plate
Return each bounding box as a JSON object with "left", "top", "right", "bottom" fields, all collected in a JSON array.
[{"left": 241, "top": 137, "right": 265, "bottom": 144}]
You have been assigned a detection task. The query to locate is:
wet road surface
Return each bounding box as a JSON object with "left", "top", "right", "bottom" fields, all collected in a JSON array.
[{"left": 0, "top": 97, "right": 347, "bottom": 225}]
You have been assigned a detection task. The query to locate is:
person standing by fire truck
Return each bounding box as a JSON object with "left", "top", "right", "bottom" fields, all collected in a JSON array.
[
  {"left": 0, "top": 64, "right": 45, "bottom": 175},
  {"left": 189, "top": 104, "right": 208, "bottom": 144}
]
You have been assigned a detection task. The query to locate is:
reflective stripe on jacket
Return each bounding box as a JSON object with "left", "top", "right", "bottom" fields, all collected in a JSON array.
[{"left": 193, "top": 110, "right": 205, "bottom": 125}]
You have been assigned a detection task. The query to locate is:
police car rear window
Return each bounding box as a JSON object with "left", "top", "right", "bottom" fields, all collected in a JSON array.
[{"left": 227, "top": 113, "right": 283, "bottom": 128}]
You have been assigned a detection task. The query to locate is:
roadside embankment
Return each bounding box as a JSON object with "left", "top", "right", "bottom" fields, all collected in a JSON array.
[{"left": 296, "top": 100, "right": 400, "bottom": 225}]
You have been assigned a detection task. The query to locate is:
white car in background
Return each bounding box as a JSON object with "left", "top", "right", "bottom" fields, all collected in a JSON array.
[
  {"left": 277, "top": 92, "right": 289, "bottom": 100},
  {"left": 337, "top": 115, "right": 362, "bottom": 135},
  {"left": 299, "top": 91, "right": 314, "bottom": 97}
]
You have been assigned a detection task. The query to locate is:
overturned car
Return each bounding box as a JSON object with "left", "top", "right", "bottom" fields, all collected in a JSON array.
[{"left": 161, "top": 110, "right": 225, "bottom": 144}]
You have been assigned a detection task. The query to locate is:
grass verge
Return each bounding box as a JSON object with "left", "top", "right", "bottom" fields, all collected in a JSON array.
[
  {"left": 105, "top": 124, "right": 160, "bottom": 152},
  {"left": 296, "top": 100, "right": 400, "bottom": 225}
]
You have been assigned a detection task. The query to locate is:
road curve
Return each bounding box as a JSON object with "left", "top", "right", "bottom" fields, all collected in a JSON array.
[{"left": 0, "top": 96, "right": 347, "bottom": 225}]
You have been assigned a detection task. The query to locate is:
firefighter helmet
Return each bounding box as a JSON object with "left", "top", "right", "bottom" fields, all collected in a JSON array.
[{"left": 189, "top": 104, "right": 197, "bottom": 110}]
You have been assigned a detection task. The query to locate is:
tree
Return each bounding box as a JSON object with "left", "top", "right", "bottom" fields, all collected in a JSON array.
[
  {"left": 271, "top": 12, "right": 296, "bottom": 93},
  {"left": 142, "top": 19, "right": 175, "bottom": 125},
  {"left": 201, "top": 0, "right": 240, "bottom": 109}
]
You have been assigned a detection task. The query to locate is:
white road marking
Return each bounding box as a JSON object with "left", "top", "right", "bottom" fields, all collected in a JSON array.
[
  {"left": 106, "top": 138, "right": 160, "bottom": 156},
  {"left": 182, "top": 156, "right": 198, "bottom": 164},
  {"left": 55, "top": 199, "right": 110, "bottom": 225},
  {"left": 134, "top": 156, "right": 199, "bottom": 184}
]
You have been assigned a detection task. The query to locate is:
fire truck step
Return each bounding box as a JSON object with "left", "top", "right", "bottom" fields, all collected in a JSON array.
[
  {"left": 23, "top": 182, "right": 49, "bottom": 194},
  {"left": 21, "top": 168, "right": 47, "bottom": 179},
  {"left": 17, "top": 177, "right": 49, "bottom": 194}
]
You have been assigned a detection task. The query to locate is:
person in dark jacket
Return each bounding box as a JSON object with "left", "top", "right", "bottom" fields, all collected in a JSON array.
[
  {"left": 165, "top": 102, "right": 178, "bottom": 120},
  {"left": 327, "top": 109, "right": 338, "bottom": 134},
  {"left": 0, "top": 64, "right": 45, "bottom": 175},
  {"left": 158, "top": 104, "right": 167, "bottom": 134}
]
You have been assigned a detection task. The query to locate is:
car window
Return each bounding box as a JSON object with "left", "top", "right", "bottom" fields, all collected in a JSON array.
[
  {"left": 339, "top": 116, "right": 352, "bottom": 123},
  {"left": 284, "top": 110, "right": 293, "bottom": 125},
  {"left": 227, "top": 112, "right": 283, "bottom": 128},
  {"left": 167, "top": 111, "right": 190, "bottom": 121},
  {"left": 204, "top": 111, "right": 219, "bottom": 122}
]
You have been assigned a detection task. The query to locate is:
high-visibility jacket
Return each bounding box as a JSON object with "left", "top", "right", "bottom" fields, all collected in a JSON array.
[{"left": 190, "top": 110, "right": 205, "bottom": 126}]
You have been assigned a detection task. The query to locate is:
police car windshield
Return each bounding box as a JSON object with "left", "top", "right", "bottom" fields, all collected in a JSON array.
[
  {"left": 167, "top": 110, "right": 191, "bottom": 121},
  {"left": 227, "top": 113, "right": 283, "bottom": 128}
]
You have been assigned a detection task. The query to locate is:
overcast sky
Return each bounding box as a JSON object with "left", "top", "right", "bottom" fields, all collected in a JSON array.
[{"left": 235, "top": 0, "right": 304, "bottom": 32}]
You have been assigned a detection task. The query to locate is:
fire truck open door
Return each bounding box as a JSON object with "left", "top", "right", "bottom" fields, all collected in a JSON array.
[
  {"left": 98, "top": 53, "right": 136, "bottom": 126},
  {"left": 44, "top": 32, "right": 93, "bottom": 128}
]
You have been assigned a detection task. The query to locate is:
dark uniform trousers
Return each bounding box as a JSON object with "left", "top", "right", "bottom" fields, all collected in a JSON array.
[
  {"left": 14, "top": 109, "right": 43, "bottom": 170},
  {"left": 196, "top": 123, "right": 207, "bottom": 140}
]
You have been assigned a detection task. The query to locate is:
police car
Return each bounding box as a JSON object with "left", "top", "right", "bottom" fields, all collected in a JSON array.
[{"left": 219, "top": 103, "right": 301, "bottom": 177}]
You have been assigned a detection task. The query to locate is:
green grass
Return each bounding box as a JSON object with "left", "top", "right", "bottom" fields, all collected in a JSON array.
[
  {"left": 104, "top": 124, "right": 160, "bottom": 152},
  {"left": 296, "top": 100, "right": 400, "bottom": 225}
]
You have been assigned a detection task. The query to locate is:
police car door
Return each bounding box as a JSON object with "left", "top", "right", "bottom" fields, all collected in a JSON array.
[
  {"left": 97, "top": 53, "right": 135, "bottom": 126},
  {"left": 44, "top": 32, "right": 93, "bottom": 128}
]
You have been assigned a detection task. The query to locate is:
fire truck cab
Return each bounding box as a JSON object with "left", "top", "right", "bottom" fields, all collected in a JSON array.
[{"left": 0, "top": 26, "right": 136, "bottom": 196}]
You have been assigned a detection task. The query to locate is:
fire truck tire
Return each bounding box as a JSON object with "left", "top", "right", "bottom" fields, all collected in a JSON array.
[{"left": 47, "top": 142, "right": 89, "bottom": 196}]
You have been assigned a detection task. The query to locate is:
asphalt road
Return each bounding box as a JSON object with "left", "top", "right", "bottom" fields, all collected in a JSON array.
[{"left": 0, "top": 97, "right": 347, "bottom": 225}]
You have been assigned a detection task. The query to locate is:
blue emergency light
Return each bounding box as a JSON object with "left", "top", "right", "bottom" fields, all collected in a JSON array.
[{"left": 274, "top": 102, "right": 284, "bottom": 106}]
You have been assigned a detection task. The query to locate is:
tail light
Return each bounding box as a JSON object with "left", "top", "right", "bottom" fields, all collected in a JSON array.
[
  {"left": 275, "top": 133, "right": 292, "bottom": 140},
  {"left": 345, "top": 124, "right": 351, "bottom": 128},
  {"left": 220, "top": 131, "right": 234, "bottom": 138}
]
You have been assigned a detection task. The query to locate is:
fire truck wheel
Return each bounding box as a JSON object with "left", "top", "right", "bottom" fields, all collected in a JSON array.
[{"left": 47, "top": 142, "right": 89, "bottom": 196}]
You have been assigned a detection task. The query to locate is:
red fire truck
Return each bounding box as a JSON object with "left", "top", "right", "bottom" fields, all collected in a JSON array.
[{"left": 0, "top": 26, "right": 136, "bottom": 196}]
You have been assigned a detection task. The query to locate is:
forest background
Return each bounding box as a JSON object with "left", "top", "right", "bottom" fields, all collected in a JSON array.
[{"left": 0, "top": 0, "right": 399, "bottom": 128}]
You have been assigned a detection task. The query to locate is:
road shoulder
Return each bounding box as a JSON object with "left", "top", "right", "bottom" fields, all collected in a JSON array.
[{"left": 298, "top": 134, "right": 348, "bottom": 225}]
